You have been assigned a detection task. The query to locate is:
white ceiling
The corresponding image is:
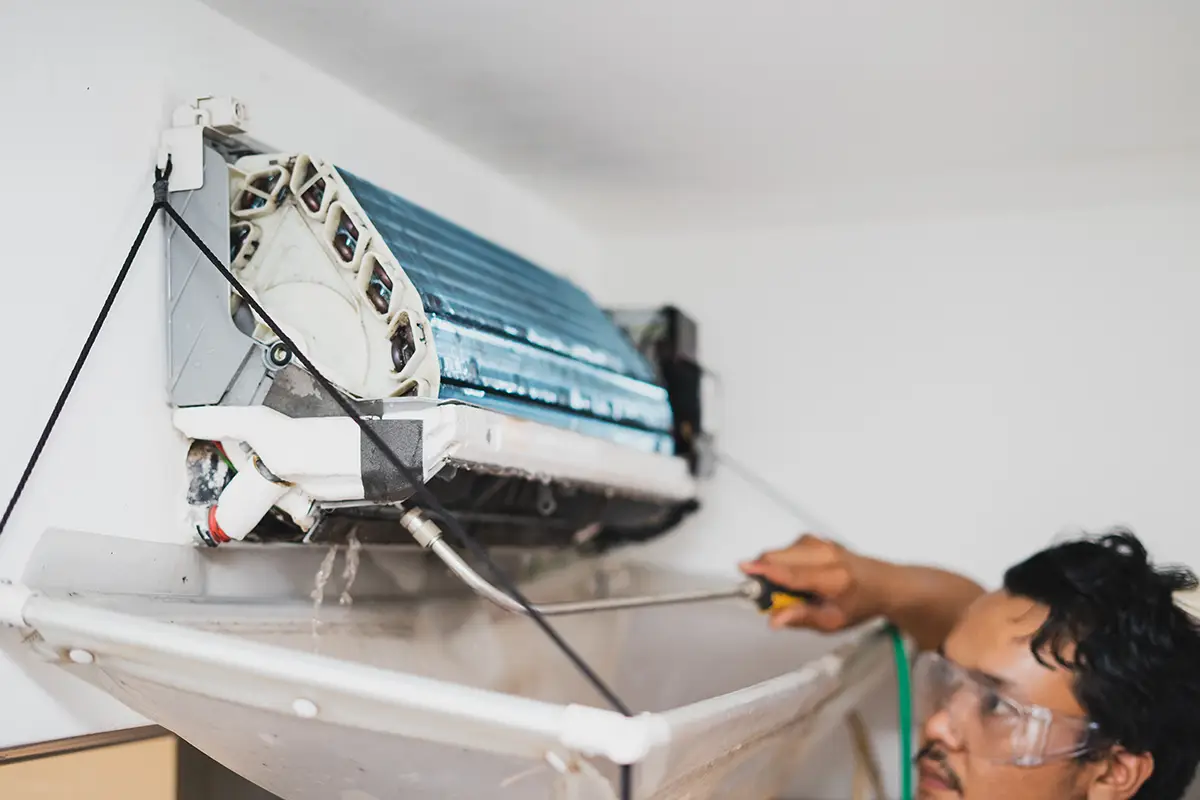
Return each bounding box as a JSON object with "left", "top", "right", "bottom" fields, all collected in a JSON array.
[{"left": 201, "top": 0, "right": 1200, "bottom": 231}]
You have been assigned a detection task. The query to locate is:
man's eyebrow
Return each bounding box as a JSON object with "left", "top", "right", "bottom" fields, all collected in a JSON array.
[
  {"left": 937, "top": 644, "right": 1011, "bottom": 690},
  {"left": 968, "top": 667, "right": 1010, "bottom": 691}
]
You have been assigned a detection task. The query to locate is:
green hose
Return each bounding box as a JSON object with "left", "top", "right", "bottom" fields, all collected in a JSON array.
[{"left": 889, "top": 624, "right": 914, "bottom": 800}]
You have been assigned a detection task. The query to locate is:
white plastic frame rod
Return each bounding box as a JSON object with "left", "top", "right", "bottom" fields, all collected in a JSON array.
[
  {"left": 0, "top": 580, "right": 667, "bottom": 765},
  {"left": 0, "top": 580, "right": 32, "bottom": 628}
]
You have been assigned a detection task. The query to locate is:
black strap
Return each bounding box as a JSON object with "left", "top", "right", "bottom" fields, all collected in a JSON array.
[
  {"left": 0, "top": 202, "right": 162, "bottom": 538},
  {"left": 161, "top": 203, "right": 634, "bottom": 714},
  {"left": 152, "top": 159, "right": 173, "bottom": 204},
  {"left": 0, "top": 166, "right": 639, "bottom": 798}
]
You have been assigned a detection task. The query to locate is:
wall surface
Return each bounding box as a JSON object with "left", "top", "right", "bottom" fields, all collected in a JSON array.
[
  {"left": 0, "top": 0, "right": 602, "bottom": 749},
  {"left": 590, "top": 154, "right": 1200, "bottom": 796},
  {"left": 596, "top": 157, "right": 1200, "bottom": 583}
]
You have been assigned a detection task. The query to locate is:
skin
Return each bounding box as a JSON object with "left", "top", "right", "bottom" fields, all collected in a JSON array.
[{"left": 740, "top": 535, "right": 1155, "bottom": 800}]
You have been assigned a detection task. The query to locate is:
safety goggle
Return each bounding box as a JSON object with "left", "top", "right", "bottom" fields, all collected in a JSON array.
[{"left": 912, "top": 651, "right": 1102, "bottom": 767}]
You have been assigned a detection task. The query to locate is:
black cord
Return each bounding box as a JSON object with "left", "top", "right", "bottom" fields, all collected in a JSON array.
[
  {"left": 0, "top": 202, "right": 163, "bottom": 538},
  {"left": 700, "top": 366, "right": 833, "bottom": 532},
  {"left": 714, "top": 450, "right": 812, "bottom": 525},
  {"left": 715, "top": 448, "right": 840, "bottom": 540},
  {"left": 173, "top": 199, "right": 644, "bottom": 794},
  {"left": 162, "top": 203, "right": 634, "bottom": 717},
  {"left": 2, "top": 169, "right": 640, "bottom": 797}
]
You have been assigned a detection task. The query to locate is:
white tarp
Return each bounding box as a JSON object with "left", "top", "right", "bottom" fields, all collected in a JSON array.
[{"left": 10, "top": 531, "right": 894, "bottom": 799}]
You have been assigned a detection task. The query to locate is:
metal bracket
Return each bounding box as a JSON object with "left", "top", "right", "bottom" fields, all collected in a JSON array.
[{"left": 158, "top": 96, "right": 249, "bottom": 193}]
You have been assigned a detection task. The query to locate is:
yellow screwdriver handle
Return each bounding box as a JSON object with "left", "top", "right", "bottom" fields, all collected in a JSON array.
[{"left": 745, "top": 575, "right": 821, "bottom": 613}]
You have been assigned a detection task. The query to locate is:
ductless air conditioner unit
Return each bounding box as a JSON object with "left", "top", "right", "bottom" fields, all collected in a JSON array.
[{"left": 165, "top": 125, "right": 705, "bottom": 551}]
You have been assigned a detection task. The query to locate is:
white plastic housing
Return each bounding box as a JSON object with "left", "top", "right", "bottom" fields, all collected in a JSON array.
[
  {"left": 173, "top": 401, "right": 697, "bottom": 507},
  {"left": 212, "top": 465, "right": 290, "bottom": 541},
  {"left": 226, "top": 153, "right": 440, "bottom": 402}
]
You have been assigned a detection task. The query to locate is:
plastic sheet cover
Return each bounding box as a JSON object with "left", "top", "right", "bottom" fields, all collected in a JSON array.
[{"left": 18, "top": 560, "right": 893, "bottom": 799}]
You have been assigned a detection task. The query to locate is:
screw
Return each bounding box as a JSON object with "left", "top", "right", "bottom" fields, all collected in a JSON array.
[{"left": 266, "top": 341, "right": 292, "bottom": 369}]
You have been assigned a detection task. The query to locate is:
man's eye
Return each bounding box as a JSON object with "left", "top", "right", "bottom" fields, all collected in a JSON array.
[{"left": 979, "top": 691, "right": 1014, "bottom": 717}]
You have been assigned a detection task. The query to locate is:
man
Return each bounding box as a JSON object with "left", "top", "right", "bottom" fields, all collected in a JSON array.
[{"left": 740, "top": 530, "right": 1200, "bottom": 799}]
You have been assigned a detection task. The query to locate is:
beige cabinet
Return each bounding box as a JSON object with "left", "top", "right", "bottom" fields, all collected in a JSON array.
[{"left": 0, "top": 733, "right": 176, "bottom": 800}]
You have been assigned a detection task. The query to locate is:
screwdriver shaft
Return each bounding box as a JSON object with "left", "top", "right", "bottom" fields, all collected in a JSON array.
[{"left": 400, "top": 508, "right": 754, "bottom": 616}]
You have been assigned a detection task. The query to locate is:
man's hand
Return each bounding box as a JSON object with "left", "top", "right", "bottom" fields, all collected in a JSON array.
[
  {"left": 739, "top": 534, "right": 885, "bottom": 631},
  {"left": 740, "top": 533, "right": 986, "bottom": 649}
]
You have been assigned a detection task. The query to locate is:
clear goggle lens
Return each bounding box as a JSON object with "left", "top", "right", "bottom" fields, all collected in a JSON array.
[{"left": 913, "top": 652, "right": 1100, "bottom": 766}]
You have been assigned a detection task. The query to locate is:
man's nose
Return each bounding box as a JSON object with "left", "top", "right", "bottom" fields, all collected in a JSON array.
[{"left": 922, "top": 707, "right": 965, "bottom": 751}]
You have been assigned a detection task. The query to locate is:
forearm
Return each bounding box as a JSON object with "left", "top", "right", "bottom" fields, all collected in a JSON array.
[{"left": 862, "top": 558, "right": 986, "bottom": 651}]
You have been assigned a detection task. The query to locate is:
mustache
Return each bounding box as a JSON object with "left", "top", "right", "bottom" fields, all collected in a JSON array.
[{"left": 916, "top": 742, "right": 964, "bottom": 793}]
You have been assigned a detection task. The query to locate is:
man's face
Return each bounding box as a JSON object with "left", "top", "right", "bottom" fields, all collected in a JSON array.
[{"left": 916, "top": 591, "right": 1131, "bottom": 800}]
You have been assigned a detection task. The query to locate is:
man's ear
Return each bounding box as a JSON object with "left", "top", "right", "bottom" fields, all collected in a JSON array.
[{"left": 1087, "top": 748, "right": 1153, "bottom": 800}]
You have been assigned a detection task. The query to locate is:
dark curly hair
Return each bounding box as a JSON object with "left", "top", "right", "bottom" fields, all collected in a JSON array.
[{"left": 1003, "top": 530, "right": 1200, "bottom": 799}]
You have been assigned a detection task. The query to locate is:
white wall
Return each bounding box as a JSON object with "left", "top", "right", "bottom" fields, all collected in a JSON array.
[
  {"left": 587, "top": 155, "right": 1200, "bottom": 796},
  {"left": 596, "top": 158, "right": 1200, "bottom": 583},
  {"left": 0, "top": 0, "right": 602, "bottom": 749}
]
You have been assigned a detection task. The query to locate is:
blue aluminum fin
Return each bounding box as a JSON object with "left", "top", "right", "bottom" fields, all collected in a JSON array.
[{"left": 337, "top": 168, "right": 675, "bottom": 454}]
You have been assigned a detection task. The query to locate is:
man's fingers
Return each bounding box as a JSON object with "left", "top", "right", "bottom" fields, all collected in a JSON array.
[
  {"left": 758, "top": 540, "right": 838, "bottom": 568},
  {"left": 740, "top": 535, "right": 834, "bottom": 574},
  {"left": 769, "top": 604, "right": 809, "bottom": 629},
  {"left": 770, "top": 601, "right": 847, "bottom": 632},
  {"left": 806, "top": 604, "right": 850, "bottom": 632},
  {"left": 738, "top": 561, "right": 804, "bottom": 587},
  {"left": 739, "top": 561, "right": 849, "bottom": 599}
]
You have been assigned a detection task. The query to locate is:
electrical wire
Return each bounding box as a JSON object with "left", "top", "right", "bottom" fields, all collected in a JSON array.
[
  {"left": 213, "top": 442, "right": 237, "bottom": 473},
  {"left": 714, "top": 449, "right": 839, "bottom": 535}
]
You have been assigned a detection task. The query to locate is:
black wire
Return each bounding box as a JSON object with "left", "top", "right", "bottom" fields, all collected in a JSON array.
[
  {"left": 714, "top": 450, "right": 811, "bottom": 524},
  {"left": 0, "top": 202, "right": 163, "bottom": 538},
  {"left": 0, "top": 176, "right": 638, "bottom": 798},
  {"left": 716, "top": 448, "right": 839, "bottom": 538},
  {"left": 701, "top": 367, "right": 834, "bottom": 532},
  {"left": 160, "top": 205, "right": 636, "bottom": 718}
]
